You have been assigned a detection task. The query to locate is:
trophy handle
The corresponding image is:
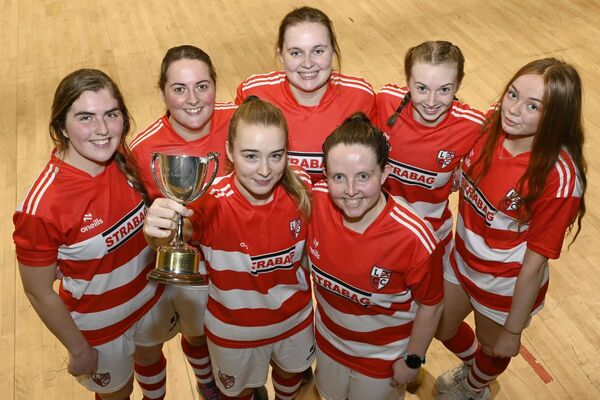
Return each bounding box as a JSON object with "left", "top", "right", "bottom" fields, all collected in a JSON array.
[
  {"left": 150, "top": 152, "right": 166, "bottom": 199},
  {"left": 187, "top": 152, "right": 220, "bottom": 203}
]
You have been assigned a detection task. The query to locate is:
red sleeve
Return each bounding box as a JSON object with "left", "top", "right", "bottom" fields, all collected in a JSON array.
[
  {"left": 527, "top": 194, "right": 580, "bottom": 260},
  {"left": 235, "top": 81, "right": 246, "bottom": 105},
  {"left": 13, "top": 212, "right": 61, "bottom": 266},
  {"left": 405, "top": 245, "right": 444, "bottom": 306}
]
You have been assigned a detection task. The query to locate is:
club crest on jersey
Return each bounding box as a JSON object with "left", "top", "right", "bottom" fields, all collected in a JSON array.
[
  {"left": 370, "top": 266, "right": 392, "bottom": 290},
  {"left": 437, "top": 150, "right": 456, "bottom": 168},
  {"left": 290, "top": 218, "right": 302, "bottom": 239},
  {"left": 91, "top": 372, "right": 111, "bottom": 387},
  {"left": 503, "top": 188, "right": 524, "bottom": 211},
  {"left": 218, "top": 371, "right": 235, "bottom": 389}
]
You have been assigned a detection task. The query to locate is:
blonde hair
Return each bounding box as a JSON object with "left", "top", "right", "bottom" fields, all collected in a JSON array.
[{"left": 228, "top": 96, "right": 312, "bottom": 217}]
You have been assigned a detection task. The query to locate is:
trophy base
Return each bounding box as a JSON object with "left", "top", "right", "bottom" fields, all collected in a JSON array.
[{"left": 147, "top": 269, "right": 208, "bottom": 287}]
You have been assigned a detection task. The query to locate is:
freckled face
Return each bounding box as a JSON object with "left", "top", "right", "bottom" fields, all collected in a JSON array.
[{"left": 408, "top": 62, "right": 459, "bottom": 127}]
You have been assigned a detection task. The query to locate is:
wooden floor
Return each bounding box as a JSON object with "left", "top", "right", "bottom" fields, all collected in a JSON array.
[{"left": 2, "top": 0, "right": 600, "bottom": 399}]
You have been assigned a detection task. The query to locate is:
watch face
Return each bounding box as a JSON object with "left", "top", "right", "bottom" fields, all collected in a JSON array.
[{"left": 405, "top": 354, "right": 423, "bottom": 369}]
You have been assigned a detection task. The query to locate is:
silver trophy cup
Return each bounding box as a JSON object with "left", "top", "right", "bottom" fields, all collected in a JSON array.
[{"left": 147, "top": 152, "right": 219, "bottom": 285}]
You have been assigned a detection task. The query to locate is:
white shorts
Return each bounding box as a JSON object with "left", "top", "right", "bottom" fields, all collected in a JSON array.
[
  {"left": 444, "top": 258, "right": 541, "bottom": 326},
  {"left": 208, "top": 324, "right": 315, "bottom": 397},
  {"left": 166, "top": 284, "right": 209, "bottom": 336},
  {"left": 315, "top": 348, "right": 405, "bottom": 400},
  {"left": 77, "top": 291, "right": 178, "bottom": 393}
]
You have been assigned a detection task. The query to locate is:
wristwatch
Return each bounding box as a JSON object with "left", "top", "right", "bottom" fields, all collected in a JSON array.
[{"left": 403, "top": 353, "right": 426, "bottom": 369}]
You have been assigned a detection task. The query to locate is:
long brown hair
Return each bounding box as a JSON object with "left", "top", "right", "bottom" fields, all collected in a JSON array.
[
  {"left": 228, "top": 96, "right": 312, "bottom": 217},
  {"left": 470, "top": 58, "right": 587, "bottom": 240},
  {"left": 49, "top": 69, "right": 151, "bottom": 205}
]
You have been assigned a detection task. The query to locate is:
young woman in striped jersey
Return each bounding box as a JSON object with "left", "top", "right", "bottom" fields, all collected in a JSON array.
[
  {"left": 13, "top": 69, "right": 177, "bottom": 400},
  {"left": 434, "top": 58, "right": 587, "bottom": 400},
  {"left": 130, "top": 45, "right": 238, "bottom": 400},
  {"left": 143, "top": 97, "right": 314, "bottom": 400},
  {"left": 307, "top": 112, "right": 444, "bottom": 400},
  {"left": 375, "top": 41, "right": 485, "bottom": 280},
  {"left": 236, "top": 6, "right": 376, "bottom": 183}
]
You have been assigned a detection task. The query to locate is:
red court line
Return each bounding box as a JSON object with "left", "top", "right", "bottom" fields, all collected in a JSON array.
[{"left": 520, "top": 345, "right": 553, "bottom": 384}]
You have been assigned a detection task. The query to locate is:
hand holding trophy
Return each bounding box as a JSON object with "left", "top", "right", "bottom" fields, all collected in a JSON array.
[{"left": 147, "top": 152, "right": 219, "bottom": 285}]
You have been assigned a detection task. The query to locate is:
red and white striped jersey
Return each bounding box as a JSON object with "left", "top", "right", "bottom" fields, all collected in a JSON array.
[
  {"left": 130, "top": 103, "right": 237, "bottom": 200},
  {"left": 375, "top": 84, "right": 484, "bottom": 242},
  {"left": 236, "top": 71, "right": 376, "bottom": 182},
  {"left": 13, "top": 154, "right": 163, "bottom": 346},
  {"left": 307, "top": 181, "right": 443, "bottom": 378},
  {"left": 188, "top": 171, "right": 313, "bottom": 348},
  {"left": 452, "top": 135, "right": 583, "bottom": 313}
]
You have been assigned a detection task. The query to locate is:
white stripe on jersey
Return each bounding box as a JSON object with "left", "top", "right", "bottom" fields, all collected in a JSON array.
[
  {"left": 130, "top": 119, "right": 163, "bottom": 149},
  {"left": 242, "top": 75, "right": 286, "bottom": 91},
  {"left": 470, "top": 295, "right": 546, "bottom": 325},
  {"left": 450, "top": 105, "right": 485, "bottom": 124},
  {"left": 457, "top": 214, "right": 526, "bottom": 262},
  {"left": 22, "top": 163, "right": 60, "bottom": 215},
  {"left": 453, "top": 245, "right": 549, "bottom": 297},
  {"left": 397, "top": 194, "right": 448, "bottom": 220},
  {"left": 390, "top": 207, "right": 437, "bottom": 253},
  {"left": 62, "top": 246, "right": 154, "bottom": 299},
  {"left": 488, "top": 209, "right": 529, "bottom": 233},
  {"left": 315, "top": 291, "right": 416, "bottom": 334},
  {"left": 556, "top": 154, "right": 575, "bottom": 198},
  {"left": 315, "top": 308, "right": 409, "bottom": 361},
  {"left": 333, "top": 75, "right": 374, "bottom": 94},
  {"left": 378, "top": 86, "right": 408, "bottom": 99},
  {"left": 201, "top": 240, "right": 304, "bottom": 274},
  {"left": 209, "top": 267, "right": 309, "bottom": 310},
  {"left": 214, "top": 102, "right": 237, "bottom": 110},
  {"left": 58, "top": 202, "right": 146, "bottom": 260},
  {"left": 71, "top": 282, "right": 160, "bottom": 330},
  {"left": 204, "top": 301, "right": 313, "bottom": 342}
]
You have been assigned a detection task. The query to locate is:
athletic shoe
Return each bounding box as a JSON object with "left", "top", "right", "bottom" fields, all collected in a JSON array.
[
  {"left": 435, "top": 363, "right": 468, "bottom": 393},
  {"left": 197, "top": 381, "right": 222, "bottom": 400},
  {"left": 436, "top": 378, "right": 490, "bottom": 400}
]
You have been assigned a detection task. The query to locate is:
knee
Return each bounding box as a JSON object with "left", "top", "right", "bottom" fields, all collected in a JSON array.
[
  {"left": 134, "top": 343, "right": 164, "bottom": 366},
  {"left": 183, "top": 334, "right": 207, "bottom": 347},
  {"left": 97, "top": 378, "right": 133, "bottom": 399}
]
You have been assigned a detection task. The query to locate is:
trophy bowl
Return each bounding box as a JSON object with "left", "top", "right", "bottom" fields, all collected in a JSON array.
[{"left": 147, "top": 152, "right": 219, "bottom": 286}]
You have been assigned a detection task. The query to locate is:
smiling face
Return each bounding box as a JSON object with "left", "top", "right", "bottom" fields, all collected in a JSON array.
[
  {"left": 278, "top": 22, "right": 334, "bottom": 106},
  {"left": 408, "top": 62, "right": 459, "bottom": 127},
  {"left": 226, "top": 121, "right": 287, "bottom": 205},
  {"left": 161, "top": 58, "right": 216, "bottom": 141},
  {"left": 61, "top": 88, "right": 124, "bottom": 176},
  {"left": 501, "top": 73, "right": 544, "bottom": 138},
  {"left": 325, "top": 143, "right": 391, "bottom": 230}
]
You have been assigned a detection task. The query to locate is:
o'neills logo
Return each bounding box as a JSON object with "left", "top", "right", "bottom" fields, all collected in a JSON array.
[
  {"left": 80, "top": 217, "right": 104, "bottom": 233},
  {"left": 388, "top": 159, "right": 437, "bottom": 189},
  {"left": 288, "top": 151, "right": 324, "bottom": 174},
  {"left": 461, "top": 174, "right": 496, "bottom": 224},
  {"left": 311, "top": 263, "right": 371, "bottom": 306},
  {"left": 103, "top": 202, "right": 147, "bottom": 251},
  {"left": 250, "top": 244, "right": 296, "bottom": 275}
]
